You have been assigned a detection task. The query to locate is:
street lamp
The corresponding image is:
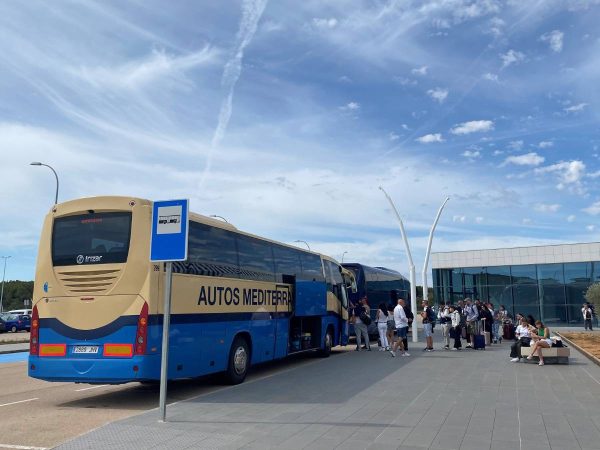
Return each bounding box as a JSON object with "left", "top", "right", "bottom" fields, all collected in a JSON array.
[
  {"left": 341, "top": 251, "right": 348, "bottom": 263},
  {"left": 294, "top": 240, "right": 311, "bottom": 251},
  {"left": 30, "top": 162, "right": 59, "bottom": 205},
  {"left": 0, "top": 256, "right": 11, "bottom": 313},
  {"left": 209, "top": 215, "right": 229, "bottom": 223}
]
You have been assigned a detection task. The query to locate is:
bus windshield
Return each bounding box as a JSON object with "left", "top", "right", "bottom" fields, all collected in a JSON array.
[{"left": 52, "top": 212, "right": 132, "bottom": 266}]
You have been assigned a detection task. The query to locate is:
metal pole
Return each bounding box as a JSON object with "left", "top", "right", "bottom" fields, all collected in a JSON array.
[
  {"left": 379, "top": 187, "right": 418, "bottom": 343},
  {"left": 30, "top": 162, "right": 59, "bottom": 204},
  {"left": 0, "top": 256, "right": 10, "bottom": 313},
  {"left": 294, "top": 240, "right": 311, "bottom": 251},
  {"left": 159, "top": 261, "right": 173, "bottom": 422},
  {"left": 341, "top": 251, "right": 348, "bottom": 263},
  {"left": 422, "top": 197, "right": 450, "bottom": 303}
]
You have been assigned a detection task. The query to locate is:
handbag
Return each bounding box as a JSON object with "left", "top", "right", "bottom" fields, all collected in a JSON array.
[
  {"left": 386, "top": 319, "right": 395, "bottom": 332},
  {"left": 359, "top": 311, "right": 372, "bottom": 325}
]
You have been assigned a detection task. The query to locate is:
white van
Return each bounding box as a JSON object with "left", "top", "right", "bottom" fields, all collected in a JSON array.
[{"left": 8, "top": 309, "right": 32, "bottom": 316}]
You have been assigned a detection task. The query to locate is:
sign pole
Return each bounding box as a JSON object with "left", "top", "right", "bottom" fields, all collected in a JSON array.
[{"left": 159, "top": 261, "right": 173, "bottom": 422}]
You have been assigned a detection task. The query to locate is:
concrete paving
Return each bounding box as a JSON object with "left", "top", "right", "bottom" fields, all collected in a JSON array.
[
  {"left": 55, "top": 332, "right": 600, "bottom": 450},
  {"left": 0, "top": 342, "right": 29, "bottom": 354}
]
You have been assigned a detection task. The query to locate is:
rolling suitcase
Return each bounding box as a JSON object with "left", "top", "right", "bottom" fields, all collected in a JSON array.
[
  {"left": 482, "top": 318, "right": 491, "bottom": 345},
  {"left": 473, "top": 319, "right": 485, "bottom": 350}
]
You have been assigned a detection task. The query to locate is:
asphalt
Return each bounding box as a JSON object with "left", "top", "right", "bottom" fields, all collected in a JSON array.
[{"left": 53, "top": 328, "right": 600, "bottom": 450}]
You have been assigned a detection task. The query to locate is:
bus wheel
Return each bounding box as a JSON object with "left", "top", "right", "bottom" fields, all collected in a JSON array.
[
  {"left": 320, "top": 330, "right": 333, "bottom": 357},
  {"left": 226, "top": 337, "right": 250, "bottom": 385}
]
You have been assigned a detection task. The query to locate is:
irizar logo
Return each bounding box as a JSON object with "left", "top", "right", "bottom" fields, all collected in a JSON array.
[{"left": 76, "top": 255, "right": 102, "bottom": 264}]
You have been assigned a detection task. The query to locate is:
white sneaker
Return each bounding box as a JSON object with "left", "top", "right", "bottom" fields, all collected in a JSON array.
[
  {"left": 379, "top": 347, "right": 385, "bottom": 351},
  {"left": 451, "top": 348, "right": 458, "bottom": 351},
  {"left": 389, "top": 350, "right": 396, "bottom": 357},
  {"left": 510, "top": 357, "right": 519, "bottom": 362},
  {"left": 402, "top": 352, "right": 410, "bottom": 357},
  {"left": 538, "top": 361, "right": 544, "bottom": 366}
]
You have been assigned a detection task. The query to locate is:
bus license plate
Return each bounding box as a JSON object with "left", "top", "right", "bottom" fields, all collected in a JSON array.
[{"left": 73, "top": 346, "right": 99, "bottom": 354}]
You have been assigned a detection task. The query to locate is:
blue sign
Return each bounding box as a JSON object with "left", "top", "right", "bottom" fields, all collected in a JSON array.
[{"left": 150, "top": 199, "right": 189, "bottom": 262}]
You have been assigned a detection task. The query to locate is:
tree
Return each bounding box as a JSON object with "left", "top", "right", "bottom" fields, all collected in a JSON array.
[
  {"left": 1, "top": 280, "right": 34, "bottom": 312},
  {"left": 584, "top": 283, "right": 600, "bottom": 312}
]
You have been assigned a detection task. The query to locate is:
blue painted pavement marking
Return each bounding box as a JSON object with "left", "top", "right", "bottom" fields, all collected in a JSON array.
[{"left": 0, "top": 352, "right": 29, "bottom": 364}]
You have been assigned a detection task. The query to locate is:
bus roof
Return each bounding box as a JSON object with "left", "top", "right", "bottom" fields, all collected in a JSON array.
[{"left": 50, "top": 195, "right": 329, "bottom": 259}]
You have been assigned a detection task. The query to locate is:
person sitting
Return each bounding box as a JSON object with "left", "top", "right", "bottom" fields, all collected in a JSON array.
[
  {"left": 510, "top": 318, "right": 532, "bottom": 362},
  {"left": 527, "top": 321, "right": 552, "bottom": 366}
]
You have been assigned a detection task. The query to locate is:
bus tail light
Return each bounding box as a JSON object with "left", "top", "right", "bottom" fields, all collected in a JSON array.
[
  {"left": 30, "top": 305, "right": 39, "bottom": 356},
  {"left": 135, "top": 302, "right": 149, "bottom": 355}
]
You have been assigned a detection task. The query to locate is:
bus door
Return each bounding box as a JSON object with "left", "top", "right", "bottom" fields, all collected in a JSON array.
[{"left": 274, "top": 275, "right": 294, "bottom": 359}]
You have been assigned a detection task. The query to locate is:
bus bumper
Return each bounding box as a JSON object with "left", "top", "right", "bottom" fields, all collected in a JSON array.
[{"left": 28, "top": 354, "right": 161, "bottom": 384}]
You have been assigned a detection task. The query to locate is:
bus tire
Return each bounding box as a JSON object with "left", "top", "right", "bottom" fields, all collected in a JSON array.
[
  {"left": 226, "top": 336, "right": 250, "bottom": 385},
  {"left": 320, "top": 329, "right": 333, "bottom": 357}
]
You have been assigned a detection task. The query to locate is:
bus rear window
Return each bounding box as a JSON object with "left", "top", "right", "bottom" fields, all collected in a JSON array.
[{"left": 52, "top": 212, "right": 132, "bottom": 266}]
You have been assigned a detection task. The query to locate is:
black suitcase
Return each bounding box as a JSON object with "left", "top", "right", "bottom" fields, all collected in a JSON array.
[
  {"left": 503, "top": 323, "right": 515, "bottom": 340},
  {"left": 473, "top": 319, "right": 485, "bottom": 350}
]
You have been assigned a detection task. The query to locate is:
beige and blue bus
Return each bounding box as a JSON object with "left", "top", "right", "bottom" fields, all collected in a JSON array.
[{"left": 29, "top": 196, "right": 351, "bottom": 384}]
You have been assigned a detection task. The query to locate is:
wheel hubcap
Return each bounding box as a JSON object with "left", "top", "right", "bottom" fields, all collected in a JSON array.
[{"left": 233, "top": 346, "right": 247, "bottom": 375}]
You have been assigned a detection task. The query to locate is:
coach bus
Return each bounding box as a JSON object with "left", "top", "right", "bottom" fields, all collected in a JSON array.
[
  {"left": 29, "top": 196, "right": 351, "bottom": 385},
  {"left": 341, "top": 263, "right": 410, "bottom": 337}
]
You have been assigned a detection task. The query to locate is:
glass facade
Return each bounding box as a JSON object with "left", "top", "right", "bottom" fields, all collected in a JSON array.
[{"left": 433, "top": 262, "right": 600, "bottom": 326}]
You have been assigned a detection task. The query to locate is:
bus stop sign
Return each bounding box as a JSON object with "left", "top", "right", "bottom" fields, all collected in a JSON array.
[{"left": 150, "top": 199, "right": 189, "bottom": 262}]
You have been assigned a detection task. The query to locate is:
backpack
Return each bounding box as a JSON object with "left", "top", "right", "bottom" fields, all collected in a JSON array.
[
  {"left": 427, "top": 307, "right": 436, "bottom": 324},
  {"left": 359, "top": 310, "right": 372, "bottom": 325}
]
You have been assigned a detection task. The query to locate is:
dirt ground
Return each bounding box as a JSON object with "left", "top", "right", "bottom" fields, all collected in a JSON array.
[{"left": 561, "top": 332, "right": 600, "bottom": 359}]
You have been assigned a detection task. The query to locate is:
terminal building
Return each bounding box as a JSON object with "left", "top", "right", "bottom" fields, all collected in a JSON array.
[{"left": 431, "top": 242, "right": 600, "bottom": 326}]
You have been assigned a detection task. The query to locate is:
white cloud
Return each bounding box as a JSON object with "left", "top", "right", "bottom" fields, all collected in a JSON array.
[
  {"left": 450, "top": 120, "right": 494, "bottom": 135},
  {"left": 462, "top": 149, "right": 481, "bottom": 159},
  {"left": 482, "top": 72, "right": 498, "bottom": 82},
  {"left": 500, "top": 49, "right": 525, "bottom": 68},
  {"left": 522, "top": 218, "right": 532, "bottom": 225},
  {"left": 567, "top": 215, "right": 576, "bottom": 222},
  {"left": 507, "top": 140, "right": 524, "bottom": 151},
  {"left": 394, "top": 76, "right": 417, "bottom": 86},
  {"left": 453, "top": 215, "right": 466, "bottom": 223},
  {"left": 475, "top": 216, "right": 484, "bottom": 224},
  {"left": 339, "top": 102, "right": 360, "bottom": 111},
  {"left": 503, "top": 152, "right": 545, "bottom": 166},
  {"left": 312, "top": 18, "right": 338, "bottom": 29},
  {"left": 540, "top": 30, "right": 564, "bottom": 53},
  {"left": 564, "top": 103, "right": 588, "bottom": 113},
  {"left": 493, "top": 150, "right": 504, "bottom": 156},
  {"left": 588, "top": 170, "right": 600, "bottom": 179},
  {"left": 411, "top": 66, "right": 428, "bottom": 76},
  {"left": 583, "top": 201, "right": 600, "bottom": 216},
  {"left": 538, "top": 141, "right": 554, "bottom": 148},
  {"left": 389, "top": 132, "right": 400, "bottom": 141},
  {"left": 401, "top": 124, "right": 410, "bottom": 130},
  {"left": 535, "top": 160, "right": 586, "bottom": 192},
  {"left": 427, "top": 87, "right": 448, "bottom": 103},
  {"left": 587, "top": 225, "right": 596, "bottom": 231},
  {"left": 534, "top": 203, "right": 561, "bottom": 213},
  {"left": 416, "top": 133, "right": 444, "bottom": 143}
]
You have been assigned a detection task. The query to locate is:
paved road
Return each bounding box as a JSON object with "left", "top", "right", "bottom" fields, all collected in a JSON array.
[
  {"left": 0, "top": 348, "right": 336, "bottom": 450},
  {"left": 55, "top": 336, "right": 600, "bottom": 450}
]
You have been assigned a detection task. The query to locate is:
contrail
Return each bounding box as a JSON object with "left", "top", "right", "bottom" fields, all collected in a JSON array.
[{"left": 200, "top": 0, "right": 268, "bottom": 187}]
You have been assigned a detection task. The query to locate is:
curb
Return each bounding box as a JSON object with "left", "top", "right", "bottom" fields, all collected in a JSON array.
[
  {"left": 555, "top": 331, "right": 600, "bottom": 367},
  {"left": 0, "top": 348, "right": 29, "bottom": 355}
]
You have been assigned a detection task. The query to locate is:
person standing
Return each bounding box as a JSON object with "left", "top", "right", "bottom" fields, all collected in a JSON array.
[
  {"left": 421, "top": 300, "right": 435, "bottom": 352},
  {"left": 438, "top": 303, "right": 451, "bottom": 350},
  {"left": 375, "top": 303, "right": 390, "bottom": 351},
  {"left": 390, "top": 298, "right": 410, "bottom": 357},
  {"left": 463, "top": 298, "right": 479, "bottom": 349},
  {"left": 449, "top": 305, "right": 462, "bottom": 350},
  {"left": 351, "top": 297, "right": 371, "bottom": 351},
  {"left": 386, "top": 304, "right": 396, "bottom": 350},
  {"left": 583, "top": 303, "right": 594, "bottom": 331}
]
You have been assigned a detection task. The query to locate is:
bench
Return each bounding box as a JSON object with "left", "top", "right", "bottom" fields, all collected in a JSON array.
[{"left": 520, "top": 346, "right": 570, "bottom": 364}]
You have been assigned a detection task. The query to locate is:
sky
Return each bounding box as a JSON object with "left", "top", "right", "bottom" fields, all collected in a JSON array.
[{"left": 1, "top": 0, "right": 600, "bottom": 283}]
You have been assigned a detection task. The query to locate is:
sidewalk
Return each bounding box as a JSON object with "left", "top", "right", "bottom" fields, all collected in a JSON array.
[
  {"left": 54, "top": 331, "right": 600, "bottom": 450},
  {"left": 0, "top": 342, "right": 29, "bottom": 354}
]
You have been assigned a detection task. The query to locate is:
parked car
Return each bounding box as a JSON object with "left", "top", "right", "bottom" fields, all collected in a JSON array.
[
  {"left": 0, "top": 319, "right": 5, "bottom": 333},
  {"left": 2, "top": 314, "right": 30, "bottom": 333}
]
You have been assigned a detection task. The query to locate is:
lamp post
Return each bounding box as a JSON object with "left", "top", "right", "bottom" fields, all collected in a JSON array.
[
  {"left": 294, "top": 240, "right": 311, "bottom": 251},
  {"left": 0, "top": 256, "right": 11, "bottom": 313},
  {"left": 209, "top": 215, "right": 229, "bottom": 223},
  {"left": 379, "top": 187, "right": 418, "bottom": 342},
  {"left": 421, "top": 197, "right": 450, "bottom": 303},
  {"left": 341, "top": 251, "right": 348, "bottom": 263},
  {"left": 30, "top": 162, "right": 59, "bottom": 204}
]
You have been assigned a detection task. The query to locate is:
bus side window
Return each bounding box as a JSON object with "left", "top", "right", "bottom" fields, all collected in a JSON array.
[
  {"left": 188, "top": 222, "right": 239, "bottom": 278},
  {"left": 299, "top": 253, "right": 325, "bottom": 282},
  {"left": 237, "top": 235, "right": 276, "bottom": 282},
  {"left": 272, "top": 245, "right": 302, "bottom": 283}
]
